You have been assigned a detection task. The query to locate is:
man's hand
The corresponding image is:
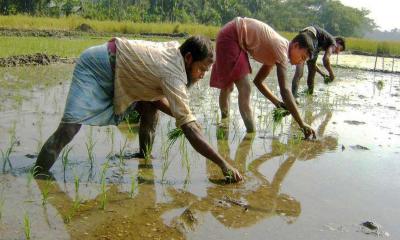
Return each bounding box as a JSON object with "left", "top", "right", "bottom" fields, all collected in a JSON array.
[
  {"left": 329, "top": 73, "right": 335, "bottom": 82},
  {"left": 275, "top": 101, "right": 286, "bottom": 109},
  {"left": 322, "top": 73, "right": 332, "bottom": 84},
  {"left": 221, "top": 164, "right": 243, "bottom": 183},
  {"left": 301, "top": 123, "right": 316, "bottom": 140}
]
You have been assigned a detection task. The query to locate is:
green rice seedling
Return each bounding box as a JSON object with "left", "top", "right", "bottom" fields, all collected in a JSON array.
[
  {"left": 100, "top": 160, "right": 110, "bottom": 182},
  {"left": 23, "top": 212, "right": 31, "bottom": 240},
  {"left": 99, "top": 160, "right": 109, "bottom": 209},
  {"left": 117, "top": 138, "right": 128, "bottom": 173},
  {"left": 288, "top": 131, "right": 303, "bottom": 147},
  {"left": 160, "top": 128, "right": 172, "bottom": 182},
  {"left": 26, "top": 166, "right": 39, "bottom": 188},
  {"left": 74, "top": 174, "right": 80, "bottom": 197},
  {"left": 85, "top": 128, "right": 96, "bottom": 169},
  {"left": 64, "top": 174, "right": 81, "bottom": 223},
  {"left": 165, "top": 128, "right": 184, "bottom": 154},
  {"left": 376, "top": 80, "right": 384, "bottom": 90},
  {"left": 272, "top": 107, "right": 290, "bottom": 126},
  {"left": 183, "top": 173, "right": 191, "bottom": 189},
  {"left": 143, "top": 143, "right": 152, "bottom": 165},
  {"left": 1, "top": 124, "right": 18, "bottom": 171},
  {"left": 323, "top": 75, "right": 333, "bottom": 84},
  {"left": 129, "top": 174, "right": 137, "bottom": 198},
  {"left": 61, "top": 145, "right": 73, "bottom": 180},
  {"left": 224, "top": 169, "right": 235, "bottom": 183},
  {"left": 216, "top": 127, "right": 226, "bottom": 140},
  {"left": 179, "top": 138, "right": 191, "bottom": 176},
  {"left": 161, "top": 151, "right": 173, "bottom": 183},
  {"left": 0, "top": 198, "right": 4, "bottom": 220},
  {"left": 41, "top": 179, "right": 53, "bottom": 206},
  {"left": 107, "top": 127, "right": 115, "bottom": 158},
  {"left": 73, "top": 174, "right": 81, "bottom": 211},
  {"left": 99, "top": 174, "right": 107, "bottom": 210}
]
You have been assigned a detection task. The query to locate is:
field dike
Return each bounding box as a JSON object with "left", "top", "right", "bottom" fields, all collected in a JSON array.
[{"left": 0, "top": 53, "right": 75, "bottom": 67}]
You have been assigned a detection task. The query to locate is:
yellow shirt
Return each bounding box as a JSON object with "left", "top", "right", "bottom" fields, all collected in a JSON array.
[
  {"left": 113, "top": 38, "right": 196, "bottom": 127},
  {"left": 235, "top": 17, "right": 289, "bottom": 66}
]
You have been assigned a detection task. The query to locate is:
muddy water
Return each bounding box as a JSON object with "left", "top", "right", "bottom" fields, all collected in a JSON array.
[{"left": 0, "top": 59, "right": 399, "bottom": 240}]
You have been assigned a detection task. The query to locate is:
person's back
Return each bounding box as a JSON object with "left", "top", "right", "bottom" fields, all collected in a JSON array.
[
  {"left": 301, "top": 26, "right": 336, "bottom": 60},
  {"left": 292, "top": 26, "right": 345, "bottom": 96},
  {"left": 114, "top": 38, "right": 188, "bottom": 115},
  {"left": 235, "top": 17, "right": 289, "bottom": 66}
]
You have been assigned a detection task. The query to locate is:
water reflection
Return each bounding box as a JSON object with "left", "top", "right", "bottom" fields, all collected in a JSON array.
[
  {"left": 30, "top": 103, "right": 338, "bottom": 239},
  {"left": 35, "top": 157, "right": 185, "bottom": 240},
  {"left": 164, "top": 108, "right": 338, "bottom": 233}
]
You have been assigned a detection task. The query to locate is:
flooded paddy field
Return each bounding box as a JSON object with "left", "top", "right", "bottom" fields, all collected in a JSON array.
[{"left": 0, "top": 58, "right": 399, "bottom": 240}]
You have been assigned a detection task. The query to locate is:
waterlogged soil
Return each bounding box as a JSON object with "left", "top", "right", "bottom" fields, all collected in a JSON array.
[{"left": 0, "top": 59, "right": 400, "bottom": 240}]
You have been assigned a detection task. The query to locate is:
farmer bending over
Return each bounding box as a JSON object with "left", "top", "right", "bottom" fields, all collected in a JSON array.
[
  {"left": 210, "top": 17, "right": 316, "bottom": 138},
  {"left": 291, "top": 26, "right": 345, "bottom": 96},
  {"left": 35, "top": 36, "right": 242, "bottom": 182}
]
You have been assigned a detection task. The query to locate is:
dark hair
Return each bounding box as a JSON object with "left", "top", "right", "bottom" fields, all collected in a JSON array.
[
  {"left": 179, "top": 35, "right": 214, "bottom": 62},
  {"left": 335, "top": 36, "right": 346, "bottom": 51},
  {"left": 291, "top": 32, "right": 315, "bottom": 59}
]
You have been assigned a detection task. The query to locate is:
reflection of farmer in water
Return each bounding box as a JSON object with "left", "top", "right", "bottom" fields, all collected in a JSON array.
[
  {"left": 35, "top": 36, "right": 242, "bottom": 182},
  {"left": 167, "top": 108, "right": 337, "bottom": 230}
]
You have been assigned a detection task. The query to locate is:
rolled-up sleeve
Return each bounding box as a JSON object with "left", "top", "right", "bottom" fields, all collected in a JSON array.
[{"left": 161, "top": 75, "right": 196, "bottom": 127}]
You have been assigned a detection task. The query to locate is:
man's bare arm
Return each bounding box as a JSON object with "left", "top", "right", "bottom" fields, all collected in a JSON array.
[
  {"left": 181, "top": 121, "right": 243, "bottom": 181},
  {"left": 322, "top": 47, "right": 335, "bottom": 80},
  {"left": 276, "top": 63, "right": 316, "bottom": 139},
  {"left": 253, "top": 64, "right": 283, "bottom": 107}
]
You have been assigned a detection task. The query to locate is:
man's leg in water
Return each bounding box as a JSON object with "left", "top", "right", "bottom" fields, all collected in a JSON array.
[
  {"left": 235, "top": 75, "right": 255, "bottom": 132},
  {"left": 219, "top": 84, "right": 234, "bottom": 119},
  {"left": 135, "top": 101, "right": 160, "bottom": 157},
  {"left": 291, "top": 63, "right": 304, "bottom": 97},
  {"left": 35, "top": 123, "right": 81, "bottom": 172},
  {"left": 307, "top": 60, "right": 317, "bottom": 95}
]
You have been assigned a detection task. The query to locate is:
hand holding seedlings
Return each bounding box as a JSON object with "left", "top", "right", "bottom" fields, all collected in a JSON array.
[
  {"left": 272, "top": 107, "right": 290, "bottom": 123},
  {"left": 323, "top": 74, "right": 333, "bottom": 84},
  {"left": 222, "top": 164, "right": 243, "bottom": 183}
]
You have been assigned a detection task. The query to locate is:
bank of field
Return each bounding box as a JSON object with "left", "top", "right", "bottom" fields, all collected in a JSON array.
[{"left": 1, "top": 15, "right": 400, "bottom": 57}]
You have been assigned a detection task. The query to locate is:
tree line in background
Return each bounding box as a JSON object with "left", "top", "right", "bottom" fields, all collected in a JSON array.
[{"left": 0, "top": 0, "right": 377, "bottom": 37}]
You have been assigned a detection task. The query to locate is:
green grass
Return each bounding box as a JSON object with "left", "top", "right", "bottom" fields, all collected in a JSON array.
[
  {"left": 0, "top": 36, "right": 106, "bottom": 57},
  {"left": 0, "top": 36, "right": 185, "bottom": 58},
  {"left": 1, "top": 15, "right": 400, "bottom": 57},
  {"left": 346, "top": 37, "right": 400, "bottom": 56}
]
